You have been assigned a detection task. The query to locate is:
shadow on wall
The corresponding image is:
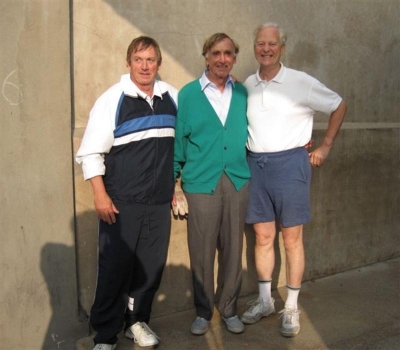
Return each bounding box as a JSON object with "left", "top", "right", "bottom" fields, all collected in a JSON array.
[
  {"left": 74, "top": 210, "right": 99, "bottom": 321},
  {"left": 71, "top": 210, "right": 284, "bottom": 348},
  {"left": 74, "top": 210, "right": 195, "bottom": 319},
  {"left": 74, "top": 212, "right": 282, "bottom": 320},
  {"left": 40, "top": 243, "right": 88, "bottom": 350}
]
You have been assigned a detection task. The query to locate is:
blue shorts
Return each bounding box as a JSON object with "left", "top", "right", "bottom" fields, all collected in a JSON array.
[{"left": 246, "top": 147, "right": 311, "bottom": 227}]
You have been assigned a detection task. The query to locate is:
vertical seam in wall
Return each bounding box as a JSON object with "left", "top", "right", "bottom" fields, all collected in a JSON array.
[{"left": 69, "top": 0, "right": 88, "bottom": 323}]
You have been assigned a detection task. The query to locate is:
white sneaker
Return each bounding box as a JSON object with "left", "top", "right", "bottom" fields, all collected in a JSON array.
[
  {"left": 240, "top": 297, "right": 275, "bottom": 324},
  {"left": 93, "top": 344, "right": 116, "bottom": 350},
  {"left": 279, "top": 307, "right": 301, "bottom": 337},
  {"left": 125, "top": 322, "right": 159, "bottom": 348}
]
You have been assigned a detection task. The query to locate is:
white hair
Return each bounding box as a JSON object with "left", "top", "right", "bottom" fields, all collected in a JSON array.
[{"left": 253, "top": 22, "right": 287, "bottom": 45}]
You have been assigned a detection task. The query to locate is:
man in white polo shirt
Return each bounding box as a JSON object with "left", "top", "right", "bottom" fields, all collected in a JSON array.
[{"left": 240, "top": 22, "right": 347, "bottom": 337}]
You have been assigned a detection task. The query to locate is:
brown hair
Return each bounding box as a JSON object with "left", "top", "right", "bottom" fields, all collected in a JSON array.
[
  {"left": 126, "top": 36, "right": 162, "bottom": 65},
  {"left": 202, "top": 33, "right": 239, "bottom": 58}
]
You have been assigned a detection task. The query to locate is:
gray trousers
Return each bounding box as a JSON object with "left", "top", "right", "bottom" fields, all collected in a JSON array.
[{"left": 185, "top": 174, "right": 249, "bottom": 320}]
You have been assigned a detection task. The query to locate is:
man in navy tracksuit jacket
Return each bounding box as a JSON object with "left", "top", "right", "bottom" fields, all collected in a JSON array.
[{"left": 76, "top": 36, "right": 178, "bottom": 350}]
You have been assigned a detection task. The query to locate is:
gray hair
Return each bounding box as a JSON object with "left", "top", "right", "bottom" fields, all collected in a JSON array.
[{"left": 253, "top": 22, "right": 287, "bottom": 45}]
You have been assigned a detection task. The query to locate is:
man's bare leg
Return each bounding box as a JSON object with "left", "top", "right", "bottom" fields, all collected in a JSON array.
[
  {"left": 254, "top": 221, "right": 276, "bottom": 303},
  {"left": 240, "top": 221, "right": 277, "bottom": 324},
  {"left": 282, "top": 224, "right": 304, "bottom": 289},
  {"left": 279, "top": 224, "right": 304, "bottom": 337},
  {"left": 254, "top": 221, "right": 277, "bottom": 281}
]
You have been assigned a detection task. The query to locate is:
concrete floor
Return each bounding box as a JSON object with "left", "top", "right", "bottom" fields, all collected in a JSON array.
[{"left": 76, "top": 257, "right": 400, "bottom": 350}]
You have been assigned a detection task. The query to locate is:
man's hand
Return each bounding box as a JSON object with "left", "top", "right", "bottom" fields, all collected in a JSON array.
[
  {"left": 94, "top": 191, "right": 119, "bottom": 224},
  {"left": 171, "top": 185, "right": 188, "bottom": 217},
  {"left": 89, "top": 175, "right": 119, "bottom": 224},
  {"left": 309, "top": 101, "right": 347, "bottom": 168},
  {"left": 308, "top": 144, "right": 331, "bottom": 168}
]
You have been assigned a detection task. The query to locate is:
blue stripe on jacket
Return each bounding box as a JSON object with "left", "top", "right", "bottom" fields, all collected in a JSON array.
[{"left": 114, "top": 114, "right": 176, "bottom": 138}]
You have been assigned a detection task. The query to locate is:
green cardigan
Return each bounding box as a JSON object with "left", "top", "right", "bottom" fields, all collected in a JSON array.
[{"left": 174, "top": 79, "right": 250, "bottom": 194}]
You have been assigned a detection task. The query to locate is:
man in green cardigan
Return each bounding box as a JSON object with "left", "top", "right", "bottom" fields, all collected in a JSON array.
[{"left": 173, "top": 33, "right": 250, "bottom": 335}]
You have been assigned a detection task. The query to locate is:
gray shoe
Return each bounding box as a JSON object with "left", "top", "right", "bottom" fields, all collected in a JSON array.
[
  {"left": 240, "top": 297, "right": 275, "bottom": 324},
  {"left": 191, "top": 317, "right": 209, "bottom": 335},
  {"left": 279, "top": 307, "right": 301, "bottom": 337},
  {"left": 223, "top": 315, "right": 245, "bottom": 334}
]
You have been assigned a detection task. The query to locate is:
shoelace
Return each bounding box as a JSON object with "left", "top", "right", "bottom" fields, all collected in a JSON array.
[
  {"left": 245, "top": 298, "right": 263, "bottom": 312},
  {"left": 134, "top": 322, "right": 160, "bottom": 342},
  {"left": 278, "top": 308, "right": 300, "bottom": 324},
  {"left": 96, "top": 345, "right": 111, "bottom": 350}
]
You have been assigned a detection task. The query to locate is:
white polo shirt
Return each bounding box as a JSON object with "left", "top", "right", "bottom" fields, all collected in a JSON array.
[{"left": 245, "top": 64, "right": 342, "bottom": 153}]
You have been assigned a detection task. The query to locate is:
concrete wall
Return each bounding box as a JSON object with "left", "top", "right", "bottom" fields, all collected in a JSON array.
[
  {"left": 1, "top": 0, "right": 399, "bottom": 349},
  {"left": 73, "top": 0, "right": 400, "bottom": 318},
  {"left": 0, "top": 0, "right": 87, "bottom": 349}
]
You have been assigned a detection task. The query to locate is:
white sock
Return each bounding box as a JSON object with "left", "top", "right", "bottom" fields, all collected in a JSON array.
[
  {"left": 285, "top": 285, "right": 300, "bottom": 309},
  {"left": 258, "top": 279, "right": 272, "bottom": 304}
]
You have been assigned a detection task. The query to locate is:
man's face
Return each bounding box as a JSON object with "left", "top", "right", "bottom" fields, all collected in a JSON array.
[
  {"left": 127, "top": 46, "right": 160, "bottom": 90},
  {"left": 205, "top": 38, "right": 237, "bottom": 82},
  {"left": 254, "top": 26, "right": 285, "bottom": 70}
]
